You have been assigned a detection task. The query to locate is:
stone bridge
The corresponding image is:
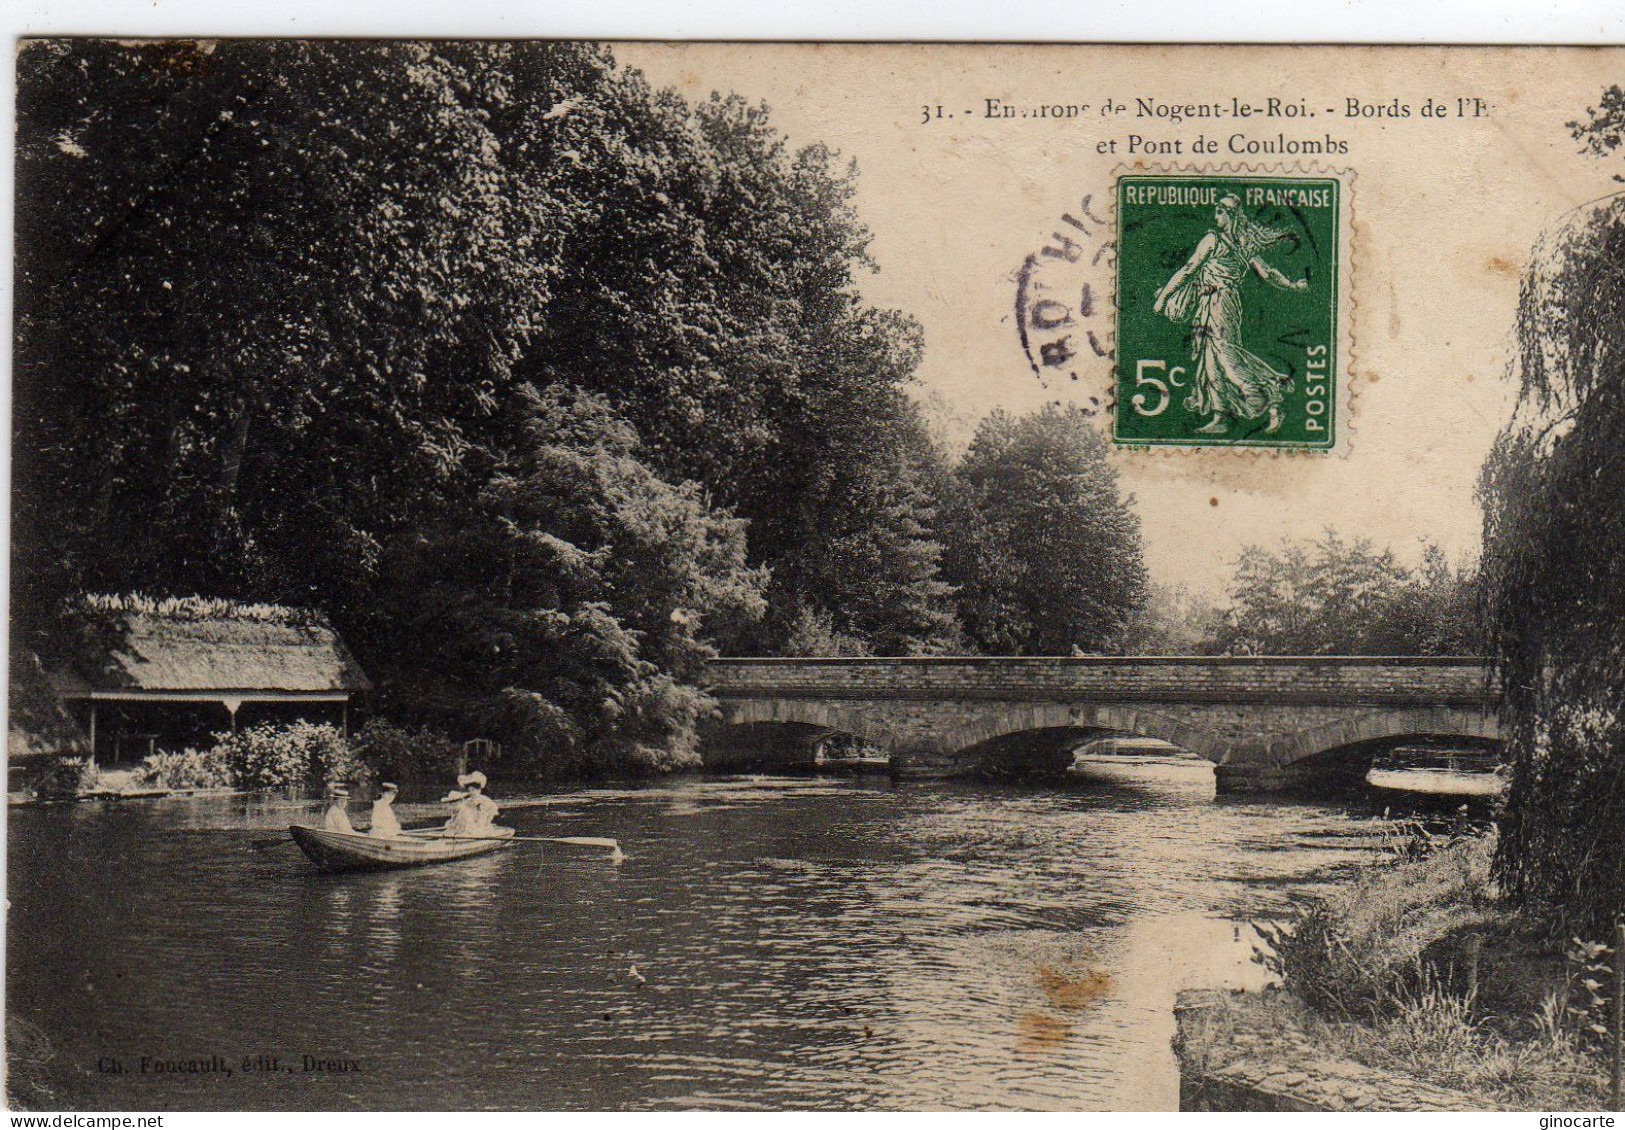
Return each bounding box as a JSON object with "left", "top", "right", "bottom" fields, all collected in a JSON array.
[{"left": 700, "top": 656, "right": 1500, "bottom": 793}]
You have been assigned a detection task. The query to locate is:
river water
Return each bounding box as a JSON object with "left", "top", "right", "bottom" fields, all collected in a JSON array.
[{"left": 7, "top": 763, "right": 1471, "bottom": 1111}]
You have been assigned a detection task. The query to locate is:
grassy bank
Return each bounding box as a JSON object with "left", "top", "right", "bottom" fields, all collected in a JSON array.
[{"left": 1252, "top": 827, "right": 1615, "bottom": 1111}]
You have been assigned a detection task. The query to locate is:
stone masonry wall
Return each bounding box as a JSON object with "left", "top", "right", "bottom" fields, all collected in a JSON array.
[
  {"left": 1175, "top": 989, "right": 1498, "bottom": 1112},
  {"left": 706, "top": 656, "right": 1493, "bottom": 707},
  {"left": 702, "top": 658, "right": 1499, "bottom": 785}
]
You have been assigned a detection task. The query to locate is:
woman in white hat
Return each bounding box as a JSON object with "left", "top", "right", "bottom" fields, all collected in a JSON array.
[
  {"left": 440, "top": 771, "right": 500, "bottom": 836},
  {"left": 369, "top": 782, "right": 402, "bottom": 839}
]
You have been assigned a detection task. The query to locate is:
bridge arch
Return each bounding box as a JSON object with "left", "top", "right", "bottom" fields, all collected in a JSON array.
[
  {"left": 947, "top": 701, "right": 1225, "bottom": 761},
  {"left": 936, "top": 699, "right": 1222, "bottom": 777},
  {"left": 712, "top": 697, "right": 903, "bottom": 750},
  {"left": 1261, "top": 707, "right": 1501, "bottom": 771},
  {"left": 702, "top": 698, "right": 903, "bottom": 770}
]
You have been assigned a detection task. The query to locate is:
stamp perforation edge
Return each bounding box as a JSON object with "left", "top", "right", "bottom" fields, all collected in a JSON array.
[{"left": 1099, "top": 161, "right": 1358, "bottom": 459}]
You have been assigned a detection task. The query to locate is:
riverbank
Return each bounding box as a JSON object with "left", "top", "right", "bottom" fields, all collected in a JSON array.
[
  {"left": 1177, "top": 830, "right": 1614, "bottom": 1111},
  {"left": 1175, "top": 988, "right": 1494, "bottom": 1111}
]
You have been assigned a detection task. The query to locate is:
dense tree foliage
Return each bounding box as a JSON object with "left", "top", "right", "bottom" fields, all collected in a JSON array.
[
  {"left": 1209, "top": 532, "right": 1484, "bottom": 656},
  {"left": 14, "top": 39, "right": 958, "bottom": 770},
  {"left": 376, "top": 386, "right": 764, "bottom": 773},
  {"left": 16, "top": 41, "right": 541, "bottom": 629},
  {"left": 939, "top": 405, "right": 1147, "bottom": 655},
  {"left": 1481, "top": 90, "right": 1625, "bottom": 930}
]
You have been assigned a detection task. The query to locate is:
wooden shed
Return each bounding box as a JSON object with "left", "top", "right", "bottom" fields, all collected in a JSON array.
[{"left": 48, "top": 598, "right": 372, "bottom": 764}]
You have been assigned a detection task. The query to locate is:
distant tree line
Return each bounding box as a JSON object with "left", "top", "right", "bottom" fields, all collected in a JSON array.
[{"left": 1154, "top": 531, "right": 1485, "bottom": 657}]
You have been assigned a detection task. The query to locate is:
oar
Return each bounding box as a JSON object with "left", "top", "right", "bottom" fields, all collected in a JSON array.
[
  {"left": 249, "top": 835, "right": 295, "bottom": 851},
  {"left": 432, "top": 833, "right": 625, "bottom": 862}
]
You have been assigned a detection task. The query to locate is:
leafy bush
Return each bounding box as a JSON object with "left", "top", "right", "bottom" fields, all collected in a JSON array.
[
  {"left": 1548, "top": 935, "right": 1619, "bottom": 1056},
  {"left": 134, "top": 747, "right": 233, "bottom": 790},
  {"left": 212, "top": 722, "right": 362, "bottom": 788},
  {"left": 351, "top": 719, "right": 462, "bottom": 782},
  {"left": 30, "top": 755, "right": 100, "bottom": 798},
  {"left": 586, "top": 673, "right": 710, "bottom": 776},
  {"left": 782, "top": 607, "right": 872, "bottom": 658},
  {"left": 1257, "top": 832, "right": 1500, "bottom": 1018}
]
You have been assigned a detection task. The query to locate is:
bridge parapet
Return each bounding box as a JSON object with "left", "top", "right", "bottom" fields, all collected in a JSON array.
[
  {"left": 706, "top": 656, "right": 1495, "bottom": 708},
  {"left": 701, "top": 656, "right": 1501, "bottom": 791}
]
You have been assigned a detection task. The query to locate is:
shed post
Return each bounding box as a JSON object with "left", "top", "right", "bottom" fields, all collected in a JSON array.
[{"left": 222, "top": 697, "right": 243, "bottom": 735}]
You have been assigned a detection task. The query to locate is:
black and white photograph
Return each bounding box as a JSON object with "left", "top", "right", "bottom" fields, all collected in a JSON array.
[{"left": 6, "top": 31, "right": 1625, "bottom": 1115}]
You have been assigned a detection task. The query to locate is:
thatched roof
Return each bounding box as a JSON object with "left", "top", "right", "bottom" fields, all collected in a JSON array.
[{"left": 57, "top": 602, "right": 372, "bottom": 696}]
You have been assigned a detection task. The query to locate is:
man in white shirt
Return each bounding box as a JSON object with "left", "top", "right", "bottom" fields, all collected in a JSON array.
[{"left": 321, "top": 785, "right": 354, "bottom": 833}]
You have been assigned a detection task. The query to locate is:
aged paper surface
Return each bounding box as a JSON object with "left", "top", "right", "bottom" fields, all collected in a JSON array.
[
  {"left": 619, "top": 43, "right": 1614, "bottom": 584},
  {"left": 9, "top": 41, "right": 1625, "bottom": 1114}
]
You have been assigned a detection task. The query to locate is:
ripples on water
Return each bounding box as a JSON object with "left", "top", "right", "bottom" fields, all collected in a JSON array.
[{"left": 7, "top": 763, "right": 1464, "bottom": 1110}]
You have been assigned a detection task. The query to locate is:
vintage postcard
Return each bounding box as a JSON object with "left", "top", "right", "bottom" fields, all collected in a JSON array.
[{"left": 9, "top": 40, "right": 1625, "bottom": 1115}]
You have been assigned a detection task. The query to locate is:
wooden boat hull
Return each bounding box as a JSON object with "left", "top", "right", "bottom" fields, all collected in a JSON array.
[{"left": 289, "top": 824, "right": 516, "bottom": 872}]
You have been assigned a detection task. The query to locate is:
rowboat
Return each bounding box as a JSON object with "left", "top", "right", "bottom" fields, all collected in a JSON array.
[{"left": 289, "top": 824, "right": 516, "bottom": 872}]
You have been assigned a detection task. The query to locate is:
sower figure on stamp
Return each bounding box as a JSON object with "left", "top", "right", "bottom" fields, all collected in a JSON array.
[{"left": 1153, "top": 194, "right": 1308, "bottom": 435}]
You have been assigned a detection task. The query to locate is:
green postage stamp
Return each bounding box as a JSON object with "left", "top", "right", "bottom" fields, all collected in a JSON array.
[{"left": 1115, "top": 174, "right": 1345, "bottom": 449}]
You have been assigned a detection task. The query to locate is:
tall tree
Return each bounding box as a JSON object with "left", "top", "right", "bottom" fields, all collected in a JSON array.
[
  {"left": 499, "top": 78, "right": 957, "bottom": 655},
  {"left": 1480, "top": 87, "right": 1625, "bottom": 930},
  {"left": 940, "top": 405, "right": 1147, "bottom": 655},
  {"left": 14, "top": 40, "right": 562, "bottom": 643},
  {"left": 377, "top": 386, "right": 764, "bottom": 774}
]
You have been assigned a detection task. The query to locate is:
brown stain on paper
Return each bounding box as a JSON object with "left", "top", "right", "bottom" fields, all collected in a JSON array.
[
  {"left": 1014, "top": 964, "right": 1112, "bottom": 1053},
  {"left": 1015, "top": 1012, "right": 1073, "bottom": 1052},
  {"left": 1136, "top": 454, "right": 1301, "bottom": 499},
  {"left": 1036, "top": 963, "right": 1112, "bottom": 1010}
]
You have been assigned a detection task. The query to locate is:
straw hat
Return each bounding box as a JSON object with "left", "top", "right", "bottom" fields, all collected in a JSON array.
[{"left": 456, "top": 771, "right": 488, "bottom": 789}]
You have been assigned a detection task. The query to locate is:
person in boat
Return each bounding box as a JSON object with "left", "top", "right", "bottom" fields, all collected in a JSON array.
[
  {"left": 322, "top": 785, "right": 355, "bottom": 833},
  {"left": 369, "top": 781, "right": 402, "bottom": 839},
  {"left": 440, "top": 771, "right": 500, "bottom": 836}
]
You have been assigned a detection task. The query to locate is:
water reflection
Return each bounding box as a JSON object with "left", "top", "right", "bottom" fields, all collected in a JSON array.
[{"left": 11, "top": 767, "right": 1437, "bottom": 1110}]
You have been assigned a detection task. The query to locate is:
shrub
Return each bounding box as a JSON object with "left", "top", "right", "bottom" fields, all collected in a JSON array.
[
  {"left": 586, "top": 674, "right": 709, "bottom": 776},
  {"left": 1548, "top": 935, "right": 1620, "bottom": 1056},
  {"left": 30, "top": 755, "right": 99, "bottom": 798},
  {"left": 1257, "top": 831, "right": 1500, "bottom": 1018},
  {"left": 351, "top": 719, "right": 462, "bottom": 782},
  {"left": 782, "top": 607, "right": 872, "bottom": 657},
  {"left": 134, "top": 747, "right": 233, "bottom": 790},
  {"left": 213, "top": 722, "right": 362, "bottom": 789},
  {"left": 1314, "top": 971, "right": 1610, "bottom": 1110}
]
